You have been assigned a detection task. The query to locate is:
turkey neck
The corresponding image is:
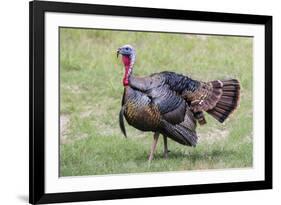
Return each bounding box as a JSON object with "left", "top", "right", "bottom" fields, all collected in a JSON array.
[{"left": 122, "top": 55, "right": 134, "bottom": 86}]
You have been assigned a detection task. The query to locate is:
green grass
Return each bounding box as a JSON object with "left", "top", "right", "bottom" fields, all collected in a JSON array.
[{"left": 59, "top": 28, "right": 253, "bottom": 176}]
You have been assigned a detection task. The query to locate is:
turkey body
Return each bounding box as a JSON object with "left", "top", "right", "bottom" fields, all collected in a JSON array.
[
  {"left": 120, "top": 70, "right": 240, "bottom": 147},
  {"left": 120, "top": 72, "right": 198, "bottom": 146},
  {"left": 122, "top": 86, "right": 159, "bottom": 132}
]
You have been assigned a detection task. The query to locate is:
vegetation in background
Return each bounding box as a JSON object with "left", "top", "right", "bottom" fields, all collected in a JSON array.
[{"left": 59, "top": 28, "right": 253, "bottom": 176}]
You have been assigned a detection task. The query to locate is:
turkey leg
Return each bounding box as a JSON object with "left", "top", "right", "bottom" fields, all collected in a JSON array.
[
  {"left": 163, "top": 135, "right": 169, "bottom": 159},
  {"left": 148, "top": 132, "right": 159, "bottom": 162}
]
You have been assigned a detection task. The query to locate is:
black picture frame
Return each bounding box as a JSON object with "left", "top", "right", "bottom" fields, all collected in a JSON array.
[{"left": 29, "top": 0, "right": 272, "bottom": 204}]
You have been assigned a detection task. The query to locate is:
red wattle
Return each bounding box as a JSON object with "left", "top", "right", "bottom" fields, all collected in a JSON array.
[
  {"left": 123, "top": 77, "right": 129, "bottom": 86},
  {"left": 123, "top": 65, "right": 130, "bottom": 86},
  {"left": 122, "top": 55, "right": 131, "bottom": 67},
  {"left": 122, "top": 55, "right": 132, "bottom": 86}
]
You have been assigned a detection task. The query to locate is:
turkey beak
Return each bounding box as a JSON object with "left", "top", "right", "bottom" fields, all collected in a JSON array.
[{"left": 117, "top": 49, "right": 120, "bottom": 58}]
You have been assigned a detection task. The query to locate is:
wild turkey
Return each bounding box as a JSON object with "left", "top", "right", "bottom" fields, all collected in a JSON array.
[{"left": 117, "top": 45, "right": 240, "bottom": 161}]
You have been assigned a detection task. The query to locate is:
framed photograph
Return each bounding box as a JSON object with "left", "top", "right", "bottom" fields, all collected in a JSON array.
[{"left": 29, "top": 0, "right": 272, "bottom": 204}]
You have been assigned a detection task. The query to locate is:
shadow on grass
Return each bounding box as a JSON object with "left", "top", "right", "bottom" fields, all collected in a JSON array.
[{"left": 133, "top": 148, "right": 237, "bottom": 162}]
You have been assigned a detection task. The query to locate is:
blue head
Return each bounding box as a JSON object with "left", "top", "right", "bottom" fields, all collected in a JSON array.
[
  {"left": 117, "top": 45, "right": 136, "bottom": 67},
  {"left": 117, "top": 45, "right": 136, "bottom": 86}
]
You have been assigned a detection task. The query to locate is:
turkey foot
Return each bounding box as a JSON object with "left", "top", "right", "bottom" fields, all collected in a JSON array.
[{"left": 148, "top": 132, "right": 159, "bottom": 162}]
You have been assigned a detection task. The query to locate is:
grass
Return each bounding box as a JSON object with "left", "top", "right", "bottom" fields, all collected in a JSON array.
[{"left": 59, "top": 28, "right": 253, "bottom": 176}]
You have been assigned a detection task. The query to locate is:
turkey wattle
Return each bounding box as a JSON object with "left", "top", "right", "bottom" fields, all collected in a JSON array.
[{"left": 117, "top": 44, "right": 240, "bottom": 161}]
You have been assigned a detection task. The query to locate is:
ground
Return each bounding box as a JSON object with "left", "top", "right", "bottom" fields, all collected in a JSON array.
[{"left": 59, "top": 28, "right": 253, "bottom": 176}]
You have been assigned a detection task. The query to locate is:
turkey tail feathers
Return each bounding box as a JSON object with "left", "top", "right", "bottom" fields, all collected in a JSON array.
[
  {"left": 207, "top": 79, "right": 240, "bottom": 123},
  {"left": 160, "top": 120, "right": 197, "bottom": 146}
]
